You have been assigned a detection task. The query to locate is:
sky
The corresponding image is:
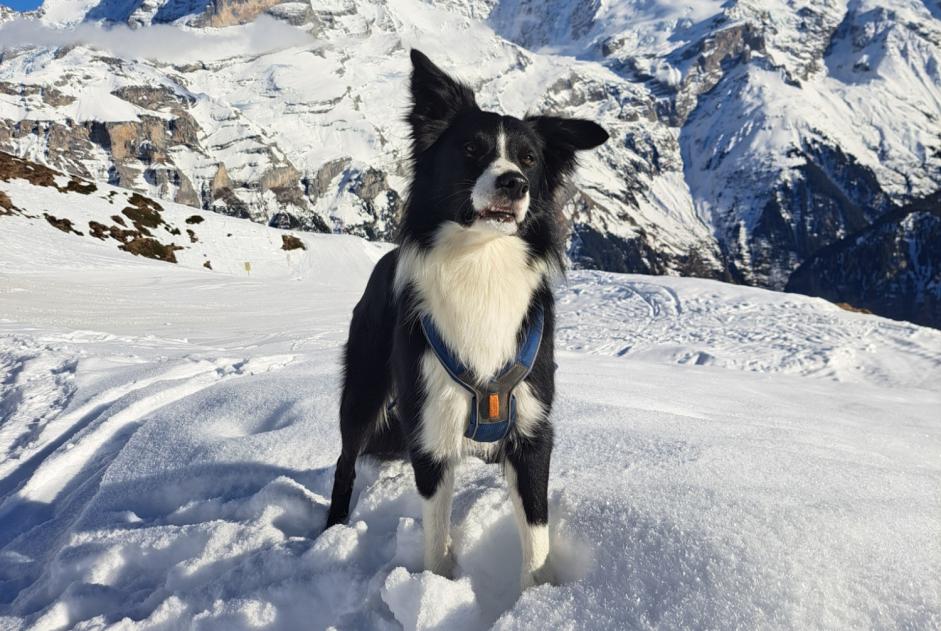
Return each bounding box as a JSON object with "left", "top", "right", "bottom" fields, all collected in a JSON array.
[{"left": 1, "top": 0, "right": 43, "bottom": 10}]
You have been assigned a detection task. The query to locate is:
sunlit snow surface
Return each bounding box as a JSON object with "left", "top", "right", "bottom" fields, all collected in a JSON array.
[{"left": 0, "top": 180, "right": 940, "bottom": 629}]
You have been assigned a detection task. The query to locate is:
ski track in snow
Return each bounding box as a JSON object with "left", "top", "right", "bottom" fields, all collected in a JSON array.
[
  {"left": 0, "top": 216, "right": 940, "bottom": 629},
  {"left": 557, "top": 270, "right": 941, "bottom": 389}
]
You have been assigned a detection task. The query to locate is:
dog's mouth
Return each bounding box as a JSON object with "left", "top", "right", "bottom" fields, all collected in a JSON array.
[{"left": 478, "top": 206, "right": 518, "bottom": 223}]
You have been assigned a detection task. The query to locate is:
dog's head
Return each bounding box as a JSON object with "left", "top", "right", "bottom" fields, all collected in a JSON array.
[{"left": 403, "top": 49, "right": 608, "bottom": 246}]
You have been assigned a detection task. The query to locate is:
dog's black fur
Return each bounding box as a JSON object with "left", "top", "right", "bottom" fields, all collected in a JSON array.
[{"left": 324, "top": 50, "right": 607, "bottom": 582}]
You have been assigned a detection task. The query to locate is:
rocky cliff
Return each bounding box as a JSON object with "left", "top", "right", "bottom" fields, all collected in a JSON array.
[{"left": 787, "top": 192, "right": 941, "bottom": 328}]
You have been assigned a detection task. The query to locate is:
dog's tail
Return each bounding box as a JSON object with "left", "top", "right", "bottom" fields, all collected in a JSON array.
[{"left": 361, "top": 405, "right": 407, "bottom": 459}]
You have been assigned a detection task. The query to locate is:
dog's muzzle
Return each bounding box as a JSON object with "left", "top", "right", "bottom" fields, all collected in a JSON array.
[{"left": 476, "top": 171, "right": 529, "bottom": 225}]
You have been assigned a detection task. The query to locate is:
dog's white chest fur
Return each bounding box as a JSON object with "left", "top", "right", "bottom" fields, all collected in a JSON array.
[
  {"left": 396, "top": 223, "right": 546, "bottom": 377},
  {"left": 395, "top": 223, "right": 548, "bottom": 459}
]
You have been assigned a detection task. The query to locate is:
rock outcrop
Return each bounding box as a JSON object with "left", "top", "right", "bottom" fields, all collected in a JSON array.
[{"left": 787, "top": 193, "right": 941, "bottom": 328}]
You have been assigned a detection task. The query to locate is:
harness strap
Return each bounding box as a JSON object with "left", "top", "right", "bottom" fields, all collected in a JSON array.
[{"left": 420, "top": 305, "right": 545, "bottom": 443}]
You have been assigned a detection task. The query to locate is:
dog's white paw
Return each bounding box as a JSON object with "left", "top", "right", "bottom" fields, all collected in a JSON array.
[
  {"left": 426, "top": 546, "right": 456, "bottom": 579},
  {"left": 521, "top": 559, "right": 556, "bottom": 590}
]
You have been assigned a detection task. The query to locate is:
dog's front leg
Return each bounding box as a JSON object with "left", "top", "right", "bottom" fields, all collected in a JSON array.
[
  {"left": 412, "top": 452, "right": 456, "bottom": 577},
  {"left": 506, "top": 441, "right": 555, "bottom": 590}
]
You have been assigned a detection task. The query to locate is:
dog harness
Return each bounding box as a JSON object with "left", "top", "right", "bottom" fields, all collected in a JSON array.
[{"left": 420, "top": 305, "right": 544, "bottom": 443}]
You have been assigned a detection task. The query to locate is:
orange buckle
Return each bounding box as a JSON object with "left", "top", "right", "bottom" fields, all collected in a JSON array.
[{"left": 488, "top": 393, "right": 500, "bottom": 419}]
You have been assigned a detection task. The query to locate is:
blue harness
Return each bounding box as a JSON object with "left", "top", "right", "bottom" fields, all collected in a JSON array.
[{"left": 419, "top": 306, "right": 545, "bottom": 442}]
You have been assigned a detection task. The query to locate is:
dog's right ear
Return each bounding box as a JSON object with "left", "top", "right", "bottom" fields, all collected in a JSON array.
[{"left": 407, "top": 49, "right": 477, "bottom": 155}]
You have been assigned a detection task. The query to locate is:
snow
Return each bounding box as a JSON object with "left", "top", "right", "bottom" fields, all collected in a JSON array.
[
  {"left": 37, "top": 0, "right": 100, "bottom": 27},
  {"left": 557, "top": 270, "right": 941, "bottom": 389},
  {"left": 382, "top": 568, "right": 483, "bottom": 631},
  {"left": 1, "top": 172, "right": 940, "bottom": 629}
]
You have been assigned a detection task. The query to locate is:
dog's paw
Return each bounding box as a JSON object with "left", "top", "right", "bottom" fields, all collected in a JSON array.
[
  {"left": 426, "top": 547, "right": 457, "bottom": 579},
  {"left": 521, "top": 560, "right": 556, "bottom": 590}
]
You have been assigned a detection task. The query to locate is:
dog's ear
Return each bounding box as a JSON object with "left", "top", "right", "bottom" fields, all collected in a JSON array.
[
  {"left": 408, "top": 49, "right": 477, "bottom": 155},
  {"left": 527, "top": 116, "right": 609, "bottom": 174}
]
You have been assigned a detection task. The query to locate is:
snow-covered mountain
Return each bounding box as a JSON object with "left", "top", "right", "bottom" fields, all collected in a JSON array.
[
  {"left": 2, "top": 147, "right": 940, "bottom": 629},
  {"left": 0, "top": 0, "right": 939, "bottom": 323},
  {"left": 787, "top": 190, "right": 941, "bottom": 329}
]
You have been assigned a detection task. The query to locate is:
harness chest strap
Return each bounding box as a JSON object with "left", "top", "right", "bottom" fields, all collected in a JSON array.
[{"left": 420, "top": 305, "right": 545, "bottom": 443}]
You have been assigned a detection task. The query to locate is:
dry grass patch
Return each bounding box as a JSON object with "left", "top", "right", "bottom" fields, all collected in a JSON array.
[
  {"left": 120, "top": 237, "right": 182, "bottom": 263},
  {"left": 1, "top": 151, "right": 96, "bottom": 195},
  {"left": 281, "top": 234, "right": 305, "bottom": 251},
  {"left": 835, "top": 302, "right": 873, "bottom": 315},
  {"left": 44, "top": 213, "right": 83, "bottom": 235},
  {"left": 0, "top": 190, "right": 17, "bottom": 215},
  {"left": 88, "top": 221, "right": 110, "bottom": 240}
]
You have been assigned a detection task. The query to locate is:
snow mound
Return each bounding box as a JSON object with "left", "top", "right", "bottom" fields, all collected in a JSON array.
[{"left": 382, "top": 568, "right": 483, "bottom": 631}]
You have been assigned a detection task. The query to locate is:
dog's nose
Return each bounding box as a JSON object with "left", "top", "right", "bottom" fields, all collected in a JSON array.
[{"left": 495, "top": 172, "right": 529, "bottom": 200}]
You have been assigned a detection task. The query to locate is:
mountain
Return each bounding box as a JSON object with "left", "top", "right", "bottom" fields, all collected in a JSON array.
[
  {"left": 787, "top": 191, "right": 941, "bottom": 328},
  {"left": 0, "top": 0, "right": 939, "bottom": 322}
]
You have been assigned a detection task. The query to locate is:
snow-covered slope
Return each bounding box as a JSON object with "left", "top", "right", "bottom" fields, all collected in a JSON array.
[
  {"left": 3, "top": 0, "right": 938, "bottom": 317},
  {"left": 681, "top": 0, "right": 941, "bottom": 288},
  {"left": 0, "top": 151, "right": 386, "bottom": 278},
  {"left": 1, "top": 151, "right": 940, "bottom": 629}
]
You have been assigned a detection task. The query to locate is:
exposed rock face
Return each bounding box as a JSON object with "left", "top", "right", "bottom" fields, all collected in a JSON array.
[
  {"left": 265, "top": 2, "right": 313, "bottom": 26},
  {"left": 786, "top": 193, "right": 941, "bottom": 329},
  {"left": 0, "top": 78, "right": 324, "bottom": 225},
  {"left": 660, "top": 21, "right": 766, "bottom": 126},
  {"left": 0, "top": 149, "right": 96, "bottom": 194},
  {"left": 280, "top": 233, "right": 304, "bottom": 250},
  {"left": 85, "top": 0, "right": 202, "bottom": 25},
  {"left": 0, "top": 82, "right": 75, "bottom": 107},
  {"left": 57, "top": 0, "right": 295, "bottom": 27},
  {"left": 676, "top": 0, "right": 940, "bottom": 290},
  {"left": 0, "top": 190, "right": 15, "bottom": 213},
  {"left": 719, "top": 140, "right": 901, "bottom": 288},
  {"left": 202, "top": 0, "right": 285, "bottom": 26}
]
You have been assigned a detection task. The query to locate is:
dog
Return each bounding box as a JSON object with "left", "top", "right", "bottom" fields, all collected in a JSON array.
[{"left": 324, "top": 49, "right": 608, "bottom": 589}]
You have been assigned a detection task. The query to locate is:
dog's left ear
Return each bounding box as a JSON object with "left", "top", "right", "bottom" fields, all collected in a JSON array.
[
  {"left": 408, "top": 49, "right": 478, "bottom": 155},
  {"left": 527, "top": 116, "right": 609, "bottom": 174}
]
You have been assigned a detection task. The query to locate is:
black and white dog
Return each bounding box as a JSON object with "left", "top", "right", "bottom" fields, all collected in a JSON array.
[{"left": 325, "top": 50, "right": 608, "bottom": 589}]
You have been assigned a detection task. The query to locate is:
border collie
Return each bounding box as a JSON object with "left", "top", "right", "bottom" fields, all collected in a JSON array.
[{"left": 325, "top": 49, "right": 608, "bottom": 589}]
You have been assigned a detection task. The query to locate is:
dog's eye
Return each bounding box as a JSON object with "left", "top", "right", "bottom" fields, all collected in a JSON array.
[
  {"left": 521, "top": 152, "right": 536, "bottom": 167},
  {"left": 463, "top": 142, "right": 478, "bottom": 156}
]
